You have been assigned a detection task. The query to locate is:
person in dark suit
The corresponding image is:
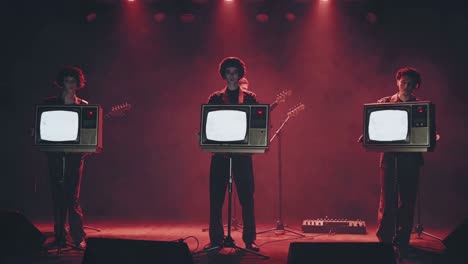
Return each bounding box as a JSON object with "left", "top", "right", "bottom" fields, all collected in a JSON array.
[
  {"left": 206, "top": 57, "right": 260, "bottom": 252},
  {"left": 374, "top": 67, "right": 439, "bottom": 259},
  {"left": 43, "top": 66, "right": 89, "bottom": 249}
]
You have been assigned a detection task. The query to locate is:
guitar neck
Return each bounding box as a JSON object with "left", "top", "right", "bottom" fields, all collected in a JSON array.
[{"left": 270, "top": 101, "right": 279, "bottom": 112}]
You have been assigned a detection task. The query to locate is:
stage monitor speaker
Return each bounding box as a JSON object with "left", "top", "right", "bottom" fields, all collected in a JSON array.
[
  {"left": 287, "top": 242, "right": 396, "bottom": 264},
  {"left": 0, "top": 210, "right": 45, "bottom": 257},
  {"left": 82, "top": 237, "right": 194, "bottom": 264},
  {"left": 443, "top": 218, "right": 468, "bottom": 254}
]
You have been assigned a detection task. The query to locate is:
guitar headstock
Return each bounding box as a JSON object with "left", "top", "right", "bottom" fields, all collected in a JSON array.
[
  {"left": 107, "top": 102, "right": 132, "bottom": 118},
  {"left": 286, "top": 103, "right": 305, "bottom": 118},
  {"left": 275, "top": 89, "right": 292, "bottom": 103}
]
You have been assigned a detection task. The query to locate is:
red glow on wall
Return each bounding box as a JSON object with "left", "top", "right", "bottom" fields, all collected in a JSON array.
[
  {"left": 86, "top": 13, "right": 97, "bottom": 22},
  {"left": 180, "top": 13, "right": 195, "bottom": 23},
  {"left": 285, "top": 12, "right": 296, "bottom": 22},
  {"left": 256, "top": 14, "right": 269, "bottom": 23},
  {"left": 153, "top": 12, "right": 166, "bottom": 23}
]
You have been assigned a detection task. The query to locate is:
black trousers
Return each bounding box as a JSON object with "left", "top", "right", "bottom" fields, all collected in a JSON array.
[
  {"left": 376, "top": 156, "right": 420, "bottom": 254},
  {"left": 209, "top": 154, "right": 256, "bottom": 245},
  {"left": 47, "top": 153, "right": 86, "bottom": 243}
]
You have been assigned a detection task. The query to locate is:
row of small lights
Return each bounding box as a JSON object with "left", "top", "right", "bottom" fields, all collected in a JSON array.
[
  {"left": 87, "top": 0, "right": 331, "bottom": 23},
  {"left": 122, "top": 0, "right": 331, "bottom": 1}
]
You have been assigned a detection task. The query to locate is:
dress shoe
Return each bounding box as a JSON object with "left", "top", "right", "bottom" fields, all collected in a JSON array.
[
  {"left": 73, "top": 239, "right": 87, "bottom": 250},
  {"left": 245, "top": 242, "right": 260, "bottom": 252}
]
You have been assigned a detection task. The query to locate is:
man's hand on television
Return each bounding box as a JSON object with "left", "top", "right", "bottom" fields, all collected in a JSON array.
[
  {"left": 436, "top": 133, "right": 441, "bottom": 141},
  {"left": 357, "top": 134, "right": 363, "bottom": 143}
]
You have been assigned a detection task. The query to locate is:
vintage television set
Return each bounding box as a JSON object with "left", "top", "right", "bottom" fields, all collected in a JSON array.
[
  {"left": 199, "top": 104, "right": 270, "bottom": 153},
  {"left": 362, "top": 101, "right": 436, "bottom": 152},
  {"left": 34, "top": 104, "right": 103, "bottom": 152}
]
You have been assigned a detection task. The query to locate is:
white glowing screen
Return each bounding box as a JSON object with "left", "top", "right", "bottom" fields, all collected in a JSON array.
[
  {"left": 40, "top": 110, "right": 79, "bottom": 141},
  {"left": 206, "top": 110, "right": 247, "bottom": 141},
  {"left": 369, "top": 110, "right": 408, "bottom": 141}
]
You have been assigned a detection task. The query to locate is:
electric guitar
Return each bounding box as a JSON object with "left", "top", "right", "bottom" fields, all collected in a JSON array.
[
  {"left": 270, "top": 90, "right": 292, "bottom": 111},
  {"left": 286, "top": 103, "right": 305, "bottom": 118},
  {"left": 104, "top": 102, "right": 132, "bottom": 120},
  {"left": 268, "top": 103, "right": 305, "bottom": 144}
]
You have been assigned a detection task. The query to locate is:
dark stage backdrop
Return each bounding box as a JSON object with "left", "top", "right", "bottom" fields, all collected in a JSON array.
[{"left": 3, "top": 0, "right": 468, "bottom": 229}]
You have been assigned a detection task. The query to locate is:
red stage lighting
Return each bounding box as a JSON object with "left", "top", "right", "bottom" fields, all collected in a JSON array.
[
  {"left": 256, "top": 13, "right": 269, "bottom": 23},
  {"left": 285, "top": 12, "right": 296, "bottom": 22},
  {"left": 86, "top": 13, "right": 97, "bottom": 22},
  {"left": 153, "top": 12, "right": 166, "bottom": 23},
  {"left": 180, "top": 13, "right": 195, "bottom": 23}
]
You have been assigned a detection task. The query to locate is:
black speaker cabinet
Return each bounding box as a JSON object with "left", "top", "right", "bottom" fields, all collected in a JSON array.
[
  {"left": 0, "top": 210, "right": 45, "bottom": 256},
  {"left": 82, "top": 237, "right": 194, "bottom": 264},
  {"left": 443, "top": 219, "right": 468, "bottom": 254},
  {"left": 287, "top": 242, "right": 396, "bottom": 264}
]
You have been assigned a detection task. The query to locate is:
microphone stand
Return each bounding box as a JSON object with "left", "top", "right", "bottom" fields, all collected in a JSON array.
[
  {"left": 193, "top": 156, "right": 269, "bottom": 259},
  {"left": 256, "top": 115, "right": 304, "bottom": 237}
]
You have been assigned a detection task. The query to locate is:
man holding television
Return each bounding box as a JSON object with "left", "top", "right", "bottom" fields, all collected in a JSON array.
[
  {"left": 205, "top": 57, "right": 260, "bottom": 252},
  {"left": 374, "top": 67, "right": 426, "bottom": 259},
  {"left": 42, "top": 66, "right": 88, "bottom": 249}
]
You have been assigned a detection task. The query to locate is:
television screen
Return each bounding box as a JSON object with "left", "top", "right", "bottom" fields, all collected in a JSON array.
[
  {"left": 200, "top": 104, "right": 269, "bottom": 153},
  {"left": 368, "top": 109, "right": 408, "bottom": 141},
  {"left": 363, "top": 101, "right": 436, "bottom": 152},
  {"left": 206, "top": 110, "right": 247, "bottom": 142},
  {"left": 40, "top": 110, "right": 79, "bottom": 142}
]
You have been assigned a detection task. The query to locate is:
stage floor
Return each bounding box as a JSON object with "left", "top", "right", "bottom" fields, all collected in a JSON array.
[{"left": 4, "top": 219, "right": 455, "bottom": 264}]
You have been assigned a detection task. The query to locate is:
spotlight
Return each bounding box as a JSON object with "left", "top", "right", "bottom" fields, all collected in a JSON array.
[
  {"left": 282, "top": 0, "right": 300, "bottom": 23},
  {"left": 180, "top": 13, "right": 195, "bottom": 23},
  {"left": 255, "top": 0, "right": 273, "bottom": 23},
  {"left": 284, "top": 12, "right": 296, "bottom": 22},
  {"left": 86, "top": 13, "right": 97, "bottom": 22},
  {"left": 366, "top": 12, "right": 377, "bottom": 24},
  {"left": 153, "top": 12, "right": 166, "bottom": 23},
  {"left": 81, "top": 0, "right": 98, "bottom": 23},
  {"left": 151, "top": 1, "right": 169, "bottom": 24},
  {"left": 177, "top": 0, "right": 197, "bottom": 23},
  {"left": 256, "top": 13, "right": 269, "bottom": 23}
]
